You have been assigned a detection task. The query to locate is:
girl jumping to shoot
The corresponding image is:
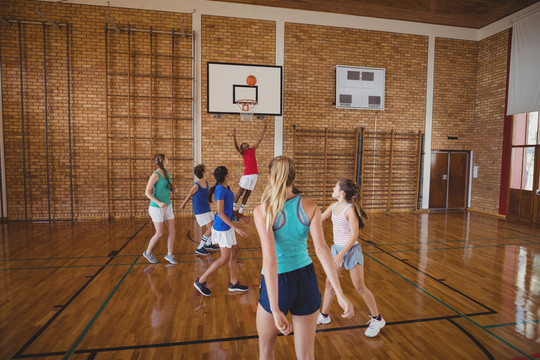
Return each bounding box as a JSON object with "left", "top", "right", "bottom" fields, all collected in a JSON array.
[
  {"left": 143, "top": 154, "right": 178, "bottom": 265},
  {"left": 317, "top": 178, "right": 385, "bottom": 337}
]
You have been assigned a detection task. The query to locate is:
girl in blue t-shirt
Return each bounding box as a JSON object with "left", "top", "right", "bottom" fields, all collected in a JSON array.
[
  {"left": 193, "top": 166, "right": 251, "bottom": 296},
  {"left": 179, "top": 164, "right": 219, "bottom": 256}
]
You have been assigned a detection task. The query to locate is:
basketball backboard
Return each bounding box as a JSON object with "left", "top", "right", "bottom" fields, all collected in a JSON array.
[{"left": 207, "top": 62, "right": 283, "bottom": 116}]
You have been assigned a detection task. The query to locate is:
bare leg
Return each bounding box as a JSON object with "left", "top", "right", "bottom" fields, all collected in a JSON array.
[
  {"left": 256, "top": 304, "right": 280, "bottom": 360},
  {"left": 165, "top": 219, "right": 176, "bottom": 255},
  {"left": 146, "top": 221, "right": 165, "bottom": 254},
  {"left": 228, "top": 245, "right": 239, "bottom": 284},
  {"left": 241, "top": 189, "right": 252, "bottom": 205},
  {"left": 320, "top": 265, "right": 345, "bottom": 314},
  {"left": 199, "top": 247, "right": 231, "bottom": 283},
  {"left": 291, "top": 312, "right": 318, "bottom": 360},
  {"left": 349, "top": 264, "right": 379, "bottom": 316},
  {"left": 203, "top": 222, "right": 212, "bottom": 238},
  {"left": 234, "top": 186, "right": 246, "bottom": 204}
]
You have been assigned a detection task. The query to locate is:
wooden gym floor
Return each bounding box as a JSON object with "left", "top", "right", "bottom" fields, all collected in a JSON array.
[{"left": 1, "top": 211, "right": 539, "bottom": 359}]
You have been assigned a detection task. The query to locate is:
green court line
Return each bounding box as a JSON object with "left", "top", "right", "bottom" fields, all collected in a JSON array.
[
  {"left": 62, "top": 255, "right": 140, "bottom": 360},
  {"left": 364, "top": 252, "right": 534, "bottom": 360},
  {"left": 364, "top": 241, "right": 540, "bottom": 254},
  {"left": 484, "top": 319, "right": 540, "bottom": 328},
  {"left": 361, "top": 235, "right": 539, "bottom": 248}
]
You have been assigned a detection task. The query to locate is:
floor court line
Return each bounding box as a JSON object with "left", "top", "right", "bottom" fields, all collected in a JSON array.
[{"left": 364, "top": 252, "right": 535, "bottom": 360}]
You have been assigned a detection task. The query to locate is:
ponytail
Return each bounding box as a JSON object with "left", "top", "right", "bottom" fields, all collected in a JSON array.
[
  {"left": 207, "top": 166, "right": 228, "bottom": 203},
  {"left": 153, "top": 154, "right": 173, "bottom": 189},
  {"left": 261, "top": 156, "right": 296, "bottom": 230},
  {"left": 338, "top": 178, "right": 368, "bottom": 229}
]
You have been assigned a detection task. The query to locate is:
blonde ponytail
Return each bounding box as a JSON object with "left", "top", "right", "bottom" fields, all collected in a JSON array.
[{"left": 261, "top": 156, "right": 296, "bottom": 230}]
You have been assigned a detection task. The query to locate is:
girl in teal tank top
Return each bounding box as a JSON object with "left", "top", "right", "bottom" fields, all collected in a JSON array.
[
  {"left": 253, "top": 156, "right": 354, "bottom": 359},
  {"left": 143, "top": 154, "right": 178, "bottom": 265}
]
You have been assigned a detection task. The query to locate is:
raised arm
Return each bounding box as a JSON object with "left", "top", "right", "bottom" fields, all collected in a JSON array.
[
  {"left": 304, "top": 198, "right": 354, "bottom": 319},
  {"left": 253, "top": 205, "right": 292, "bottom": 335},
  {"left": 252, "top": 119, "right": 267, "bottom": 150},
  {"left": 179, "top": 184, "right": 198, "bottom": 210},
  {"left": 232, "top": 128, "right": 242, "bottom": 155}
]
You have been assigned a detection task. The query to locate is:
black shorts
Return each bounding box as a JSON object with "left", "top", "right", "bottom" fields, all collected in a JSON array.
[{"left": 258, "top": 263, "right": 321, "bottom": 316}]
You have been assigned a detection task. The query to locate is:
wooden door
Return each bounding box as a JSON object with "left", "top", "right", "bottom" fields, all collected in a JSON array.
[
  {"left": 448, "top": 152, "right": 469, "bottom": 209},
  {"left": 429, "top": 151, "right": 469, "bottom": 210},
  {"left": 429, "top": 152, "right": 448, "bottom": 209}
]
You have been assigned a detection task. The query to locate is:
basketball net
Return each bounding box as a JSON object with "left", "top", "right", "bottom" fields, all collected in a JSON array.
[{"left": 236, "top": 99, "right": 258, "bottom": 122}]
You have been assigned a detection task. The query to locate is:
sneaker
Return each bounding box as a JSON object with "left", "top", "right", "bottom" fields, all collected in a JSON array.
[
  {"left": 194, "top": 278, "right": 211, "bottom": 296},
  {"left": 317, "top": 312, "right": 331, "bottom": 325},
  {"left": 164, "top": 254, "right": 178, "bottom": 264},
  {"left": 143, "top": 251, "right": 157, "bottom": 264},
  {"left": 195, "top": 247, "right": 210, "bottom": 256},
  {"left": 228, "top": 281, "right": 249, "bottom": 292},
  {"left": 365, "top": 316, "right": 385, "bottom": 337},
  {"left": 204, "top": 244, "right": 219, "bottom": 252}
]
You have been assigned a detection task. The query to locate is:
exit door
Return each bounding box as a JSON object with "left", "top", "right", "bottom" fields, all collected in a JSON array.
[{"left": 429, "top": 151, "right": 469, "bottom": 210}]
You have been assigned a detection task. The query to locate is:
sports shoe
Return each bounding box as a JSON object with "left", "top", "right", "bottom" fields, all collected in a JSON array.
[
  {"left": 228, "top": 281, "right": 249, "bottom": 292},
  {"left": 143, "top": 251, "right": 157, "bottom": 264},
  {"left": 317, "top": 312, "right": 331, "bottom": 325},
  {"left": 164, "top": 254, "right": 178, "bottom": 264},
  {"left": 204, "top": 244, "right": 219, "bottom": 252},
  {"left": 195, "top": 247, "right": 210, "bottom": 256},
  {"left": 365, "top": 316, "right": 385, "bottom": 337},
  {"left": 194, "top": 278, "right": 212, "bottom": 296}
]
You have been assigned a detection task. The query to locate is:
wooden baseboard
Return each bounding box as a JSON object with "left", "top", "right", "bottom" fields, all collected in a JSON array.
[{"left": 467, "top": 208, "right": 506, "bottom": 219}]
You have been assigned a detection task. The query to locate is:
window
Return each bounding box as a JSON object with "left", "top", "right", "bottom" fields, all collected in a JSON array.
[{"left": 510, "top": 111, "right": 540, "bottom": 190}]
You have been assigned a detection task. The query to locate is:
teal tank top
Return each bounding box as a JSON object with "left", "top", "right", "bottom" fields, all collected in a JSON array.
[
  {"left": 150, "top": 170, "right": 171, "bottom": 207},
  {"left": 267, "top": 196, "right": 312, "bottom": 274}
]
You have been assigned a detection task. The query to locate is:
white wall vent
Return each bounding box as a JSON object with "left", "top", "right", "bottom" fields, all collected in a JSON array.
[{"left": 335, "top": 65, "right": 385, "bottom": 110}]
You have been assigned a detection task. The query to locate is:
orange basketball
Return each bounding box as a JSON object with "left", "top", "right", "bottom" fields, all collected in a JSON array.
[{"left": 246, "top": 75, "right": 257, "bottom": 86}]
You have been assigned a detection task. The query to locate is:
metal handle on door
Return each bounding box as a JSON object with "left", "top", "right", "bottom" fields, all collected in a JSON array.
[
  {"left": 442, "top": 174, "right": 447, "bottom": 180},
  {"left": 536, "top": 189, "right": 540, "bottom": 196}
]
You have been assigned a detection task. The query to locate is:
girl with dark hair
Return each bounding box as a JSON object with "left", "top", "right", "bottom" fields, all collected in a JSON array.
[
  {"left": 143, "top": 154, "right": 178, "bottom": 265},
  {"left": 317, "top": 178, "right": 385, "bottom": 337},
  {"left": 253, "top": 157, "right": 354, "bottom": 360},
  {"left": 193, "top": 166, "right": 251, "bottom": 296}
]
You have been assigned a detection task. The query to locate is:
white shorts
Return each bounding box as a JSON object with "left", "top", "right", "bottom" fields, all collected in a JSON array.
[
  {"left": 148, "top": 204, "right": 175, "bottom": 222},
  {"left": 211, "top": 228, "right": 237, "bottom": 248},
  {"left": 239, "top": 174, "right": 258, "bottom": 191},
  {"left": 195, "top": 211, "right": 214, "bottom": 227}
]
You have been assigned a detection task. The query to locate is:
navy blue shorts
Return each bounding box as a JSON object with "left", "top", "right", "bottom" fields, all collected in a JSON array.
[{"left": 258, "top": 263, "right": 321, "bottom": 316}]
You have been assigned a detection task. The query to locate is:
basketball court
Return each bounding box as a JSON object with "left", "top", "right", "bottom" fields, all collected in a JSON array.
[{"left": 1, "top": 0, "right": 540, "bottom": 359}]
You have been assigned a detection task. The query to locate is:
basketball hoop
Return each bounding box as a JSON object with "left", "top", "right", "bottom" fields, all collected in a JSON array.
[{"left": 236, "top": 99, "right": 258, "bottom": 121}]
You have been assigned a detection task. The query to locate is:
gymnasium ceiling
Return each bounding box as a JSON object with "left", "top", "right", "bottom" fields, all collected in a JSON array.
[{"left": 211, "top": 0, "right": 540, "bottom": 29}]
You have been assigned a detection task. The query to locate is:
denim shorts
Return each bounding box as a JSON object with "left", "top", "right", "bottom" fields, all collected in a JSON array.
[
  {"left": 258, "top": 263, "right": 321, "bottom": 316},
  {"left": 331, "top": 243, "right": 364, "bottom": 270}
]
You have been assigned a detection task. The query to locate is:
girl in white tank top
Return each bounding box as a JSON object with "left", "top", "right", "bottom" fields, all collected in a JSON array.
[{"left": 317, "top": 178, "right": 386, "bottom": 338}]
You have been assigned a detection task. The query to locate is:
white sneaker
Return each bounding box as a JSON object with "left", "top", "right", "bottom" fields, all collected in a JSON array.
[
  {"left": 317, "top": 312, "right": 331, "bottom": 325},
  {"left": 143, "top": 251, "right": 157, "bottom": 264},
  {"left": 164, "top": 254, "right": 178, "bottom": 264},
  {"left": 365, "top": 316, "right": 385, "bottom": 337}
]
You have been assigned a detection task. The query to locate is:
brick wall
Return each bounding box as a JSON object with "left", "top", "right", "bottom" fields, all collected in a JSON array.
[
  {"left": 0, "top": 1, "right": 510, "bottom": 219},
  {"left": 1, "top": 0, "right": 193, "bottom": 220},
  {"left": 284, "top": 23, "right": 428, "bottom": 211},
  {"left": 471, "top": 30, "right": 509, "bottom": 212}
]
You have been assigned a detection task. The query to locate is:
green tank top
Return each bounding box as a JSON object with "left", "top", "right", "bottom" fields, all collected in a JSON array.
[
  {"left": 149, "top": 170, "right": 171, "bottom": 208},
  {"left": 267, "top": 196, "right": 312, "bottom": 274}
]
